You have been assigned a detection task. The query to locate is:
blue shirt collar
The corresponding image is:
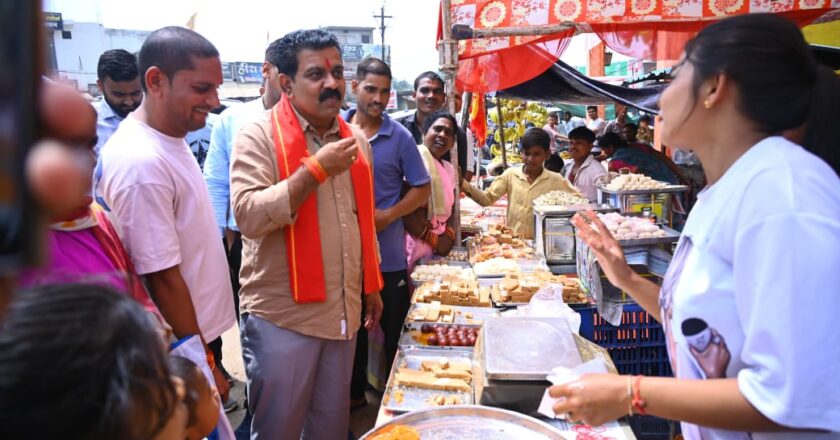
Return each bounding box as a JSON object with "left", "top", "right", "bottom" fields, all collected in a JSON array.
[
  {"left": 342, "top": 108, "right": 394, "bottom": 139},
  {"left": 94, "top": 98, "right": 122, "bottom": 122}
]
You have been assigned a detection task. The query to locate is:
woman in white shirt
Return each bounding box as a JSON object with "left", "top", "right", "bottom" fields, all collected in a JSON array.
[{"left": 550, "top": 14, "right": 840, "bottom": 439}]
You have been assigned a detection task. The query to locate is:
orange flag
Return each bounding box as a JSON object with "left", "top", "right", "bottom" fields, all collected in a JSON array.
[{"left": 469, "top": 93, "right": 487, "bottom": 148}]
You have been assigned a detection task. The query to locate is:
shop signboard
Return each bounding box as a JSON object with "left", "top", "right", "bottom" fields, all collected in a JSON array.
[
  {"left": 221, "top": 62, "right": 234, "bottom": 82},
  {"left": 44, "top": 12, "right": 63, "bottom": 30},
  {"left": 235, "top": 62, "right": 263, "bottom": 84}
]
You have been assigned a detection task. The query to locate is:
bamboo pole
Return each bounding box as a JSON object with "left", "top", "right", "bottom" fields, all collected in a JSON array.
[
  {"left": 439, "top": 0, "right": 462, "bottom": 242},
  {"left": 451, "top": 22, "right": 577, "bottom": 40},
  {"left": 495, "top": 97, "right": 507, "bottom": 168}
]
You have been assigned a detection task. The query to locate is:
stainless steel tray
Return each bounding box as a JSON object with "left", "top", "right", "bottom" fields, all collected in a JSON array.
[
  {"left": 399, "top": 323, "right": 480, "bottom": 352},
  {"left": 597, "top": 184, "right": 688, "bottom": 195},
  {"left": 361, "top": 405, "right": 568, "bottom": 439},
  {"left": 533, "top": 203, "right": 616, "bottom": 215},
  {"left": 482, "top": 317, "right": 582, "bottom": 381},
  {"left": 382, "top": 348, "right": 475, "bottom": 414},
  {"left": 616, "top": 225, "right": 680, "bottom": 246},
  {"left": 406, "top": 303, "right": 499, "bottom": 325}
]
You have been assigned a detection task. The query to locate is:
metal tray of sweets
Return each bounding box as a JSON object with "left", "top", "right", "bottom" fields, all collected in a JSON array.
[
  {"left": 361, "top": 405, "right": 567, "bottom": 439},
  {"left": 533, "top": 203, "right": 615, "bottom": 215},
  {"left": 399, "top": 322, "right": 481, "bottom": 352},
  {"left": 615, "top": 225, "right": 681, "bottom": 247},
  {"left": 406, "top": 303, "right": 498, "bottom": 325},
  {"left": 381, "top": 348, "right": 475, "bottom": 414},
  {"left": 482, "top": 317, "right": 582, "bottom": 381},
  {"left": 596, "top": 183, "right": 688, "bottom": 195},
  {"left": 486, "top": 276, "right": 591, "bottom": 309}
]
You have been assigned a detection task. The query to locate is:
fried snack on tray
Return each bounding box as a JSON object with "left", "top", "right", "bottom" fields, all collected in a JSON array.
[
  {"left": 368, "top": 425, "right": 420, "bottom": 440},
  {"left": 491, "top": 270, "right": 587, "bottom": 304},
  {"left": 472, "top": 225, "right": 535, "bottom": 263}
]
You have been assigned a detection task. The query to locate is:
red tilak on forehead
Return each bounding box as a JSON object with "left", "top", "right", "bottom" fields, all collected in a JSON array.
[{"left": 324, "top": 58, "right": 332, "bottom": 69}]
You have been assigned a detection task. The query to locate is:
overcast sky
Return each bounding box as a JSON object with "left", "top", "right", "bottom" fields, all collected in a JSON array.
[
  {"left": 44, "top": 0, "right": 611, "bottom": 83},
  {"left": 44, "top": 0, "right": 446, "bottom": 82}
]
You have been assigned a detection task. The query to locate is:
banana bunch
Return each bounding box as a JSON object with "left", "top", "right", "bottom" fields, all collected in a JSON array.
[{"left": 489, "top": 99, "right": 550, "bottom": 156}]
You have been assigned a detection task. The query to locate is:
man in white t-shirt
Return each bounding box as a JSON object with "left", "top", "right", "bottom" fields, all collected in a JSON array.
[
  {"left": 95, "top": 26, "right": 235, "bottom": 401},
  {"left": 586, "top": 105, "right": 607, "bottom": 137}
]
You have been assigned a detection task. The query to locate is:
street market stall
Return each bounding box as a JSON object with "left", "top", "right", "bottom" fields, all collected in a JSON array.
[
  {"left": 362, "top": 206, "right": 680, "bottom": 438},
  {"left": 361, "top": 2, "right": 840, "bottom": 439}
]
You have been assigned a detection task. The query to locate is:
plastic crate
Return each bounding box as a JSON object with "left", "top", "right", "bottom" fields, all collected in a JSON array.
[
  {"left": 628, "top": 415, "right": 682, "bottom": 440},
  {"left": 574, "top": 302, "right": 672, "bottom": 377}
]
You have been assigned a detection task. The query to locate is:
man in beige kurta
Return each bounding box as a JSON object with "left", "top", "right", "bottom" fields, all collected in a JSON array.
[{"left": 230, "top": 29, "right": 383, "bottom": 440}]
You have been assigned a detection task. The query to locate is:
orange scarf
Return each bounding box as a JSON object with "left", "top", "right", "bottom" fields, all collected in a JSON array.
[{"left": 270, "top": 96, "right": 383, "bottom": 303}]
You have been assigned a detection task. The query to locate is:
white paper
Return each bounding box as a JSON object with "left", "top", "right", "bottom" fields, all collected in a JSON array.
[{"left": 537, "top": 358, "right": 610, "bottom": 419}]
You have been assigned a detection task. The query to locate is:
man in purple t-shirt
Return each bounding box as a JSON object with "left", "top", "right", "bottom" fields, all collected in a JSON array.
[{"left": 344, "top": 58, "right": 430, "bottom": 408}]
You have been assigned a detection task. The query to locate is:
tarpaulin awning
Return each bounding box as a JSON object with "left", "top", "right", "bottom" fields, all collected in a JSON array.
[
  {"left": 446, "top": 0, "right": 837, "bottom": 60},
  {"left": 497, "top": 59, "right": 666, "bottom": 113},
  {"left": 441, "top": 0, "right": 837, "bottom": 93}
]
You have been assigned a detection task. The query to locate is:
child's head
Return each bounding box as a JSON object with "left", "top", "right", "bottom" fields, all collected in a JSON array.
[
  {"left": 0, "top": 284, "right": 188, "bottom": 440},
  {"left": 520, "top": 128, "right": 551, "bottom": 176},
  {"left": 170, "top": 356, "right": 221, "bottom": 440}
]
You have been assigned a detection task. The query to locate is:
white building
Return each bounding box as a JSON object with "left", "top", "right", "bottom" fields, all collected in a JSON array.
[{"left": 48, "top": 21, "right": 149, "bottom": 94}]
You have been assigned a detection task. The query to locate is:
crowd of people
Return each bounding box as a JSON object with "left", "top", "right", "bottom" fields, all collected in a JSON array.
[{"left": 1, "top": 11, "right": 839, "bottom": 440}]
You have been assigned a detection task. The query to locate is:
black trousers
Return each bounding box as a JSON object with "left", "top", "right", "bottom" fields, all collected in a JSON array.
[
  {"left": 225, "top": 234, "right": 243, "bottom": 318},
  {"left": 209, "top": 233, "right": 242, "bottom": 378},
  {"left": 350, "top": 270, "right": 411, "bottom": 399}
]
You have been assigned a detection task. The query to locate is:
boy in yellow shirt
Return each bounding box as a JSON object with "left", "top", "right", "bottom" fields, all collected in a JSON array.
[{"left": 461, "top": 128, "right": 581, "bottom": 239}]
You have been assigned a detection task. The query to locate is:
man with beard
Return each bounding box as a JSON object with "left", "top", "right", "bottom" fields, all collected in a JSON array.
[
  {"left": 344, "top": 58, "right": 430, "bottom": 409},
  {"left": 395, "top": 71, "right": 471, "bottom": 179},
  {"left": 229, "top": 29, "right": 384, "bottom": 439},
  {"left": 95, "top": 27, "right": 235, "bottom": 405},
  {"left": 92, "top": 49, "right": 143, "bottom": 156}
]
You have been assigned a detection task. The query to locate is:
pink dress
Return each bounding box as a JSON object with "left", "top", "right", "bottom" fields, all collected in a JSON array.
[{"left": 405, "top": 158, "right": 457, "bottom": 272}]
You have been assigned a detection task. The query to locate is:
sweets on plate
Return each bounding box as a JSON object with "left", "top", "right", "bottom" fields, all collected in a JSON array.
[{"left": 413, "top": 279, "right": 491, "bottom": 307}]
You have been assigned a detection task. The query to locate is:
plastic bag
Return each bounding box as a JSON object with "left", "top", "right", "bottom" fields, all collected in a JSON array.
[{"left": 527, "top": 284, "right": 581, "bottom": 334}]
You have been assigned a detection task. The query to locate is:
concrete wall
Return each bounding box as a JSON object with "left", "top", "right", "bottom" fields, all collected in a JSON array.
[{"left": 50, "top": 22, "right": 148, "bottom": 93}]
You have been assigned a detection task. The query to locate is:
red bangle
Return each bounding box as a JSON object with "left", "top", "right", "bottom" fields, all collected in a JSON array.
[
  {"left": 301, "top": 157, "right": 328, "bottom": 183},
  {"left": 206, "top": 349, "right": 216, "bottom": 372},
  {"left": 632, "top": 375, "right": 647, "bottom": 415}
]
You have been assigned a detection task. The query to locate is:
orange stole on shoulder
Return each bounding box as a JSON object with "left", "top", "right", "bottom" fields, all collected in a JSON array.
[{"left": 270, "top": 97, "right": 383, "bottom": 303}]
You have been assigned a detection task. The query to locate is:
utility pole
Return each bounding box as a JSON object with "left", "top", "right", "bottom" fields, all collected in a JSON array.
[{"left": 373, "top": 3, "right": 392, "bottom": 62}]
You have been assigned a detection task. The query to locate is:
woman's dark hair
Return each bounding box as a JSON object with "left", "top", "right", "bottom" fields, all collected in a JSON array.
[
  {"left": 421, "top": 110, "right": 458, "bottom": 136},
  {"left": 599, "top": 132, "right": 626, "bottom": 150},
  {"left": 521, "top": 127, "right": 551, "bottom": 152},
  {"left": 0, "top": 284, "right": 177, "bottom": 439},
  {"left": 682, "top": 13, "right": 839, "bottom": 173}
]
